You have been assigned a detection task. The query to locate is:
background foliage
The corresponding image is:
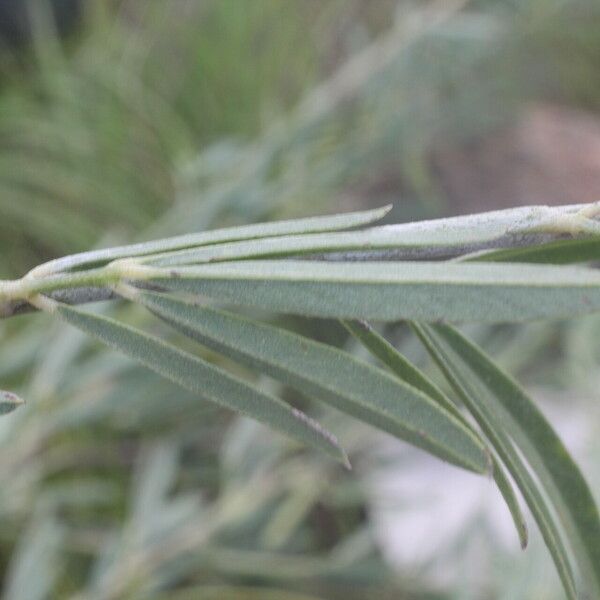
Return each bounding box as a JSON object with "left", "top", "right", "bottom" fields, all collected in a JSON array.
[{"left": 1, "top": 1, "right": 600, "bottom": 599}]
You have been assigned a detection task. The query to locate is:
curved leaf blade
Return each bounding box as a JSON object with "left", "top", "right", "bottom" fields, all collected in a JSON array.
[
  {"left": 31, "top": 205, "right": 391, "bottom": 276},
  {"left": 53, "top": 304, "right": 348, "bottom": 466},
  {"left": 128, "top": 290, "right": 491, "bottom": 474},
  {"left": 341, "top": 320, "right": 460, "bottom": 417},
  {"left": 342, "top": 320, "right": 528, "bottom": 549},
  {"left": 412, "top": 323, "right": 578, "bottom": 600},
  {"left": 149, "top": 260, "right": 600, "bottom": 323},
  {"left": 429, "top": 323, "right": 600, "bottom": 599}
]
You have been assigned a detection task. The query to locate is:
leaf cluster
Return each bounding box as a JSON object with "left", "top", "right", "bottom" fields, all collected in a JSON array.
[{"left": 2, "top": 202, "right": 600, "bottom": 599}]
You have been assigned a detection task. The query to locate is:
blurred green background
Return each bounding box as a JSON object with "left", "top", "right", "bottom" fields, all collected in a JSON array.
[{"left": 0, "top": 1, "right": 599, "bottom": 598}]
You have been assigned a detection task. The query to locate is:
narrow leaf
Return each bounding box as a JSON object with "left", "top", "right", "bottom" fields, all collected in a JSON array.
[
  {"left": 471, "top": 237, "right": 600, "bottom": 264},
  {"left": 140, "top": 227, "right": 495, "bottom": 267},
  {"left": 128, "top": 290, "right": 491, "bottom": 474},
  {"left": 53, "top": 304, "right": 348, "bottom": 466},
  {"left": 429, "top": 323, "right": 600, "bottom": 599},
  {"left": 30, "top": 205, "right": 391, "bottom": 276},
  {"left": 490, "top": 455, "right": 530, "bottom": 550},
  {"left": 136, "top": 202, "right": 600, "bottom": 267},
  {"left": 149, "top": 260, "right": 600, "bottom": 323},
  {"left": 412, "top": 323, "right": 578, "bottom": 600},
  {"left": 341, "top": 320, "right": 460, "bottom": 417},
  {"left": 342, "top": 320, "right": 528, "bottom": 548},
  {"left": 0, "top": 390, "right": 25, "bottom": 415}
]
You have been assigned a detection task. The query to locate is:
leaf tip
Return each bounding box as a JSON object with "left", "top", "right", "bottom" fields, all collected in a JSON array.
[
  {"left": 0, "top": 390, "right": 25, "bottom": 416},
  {"left": 379, "top": 204, "right": 393, "bottom": 219}
]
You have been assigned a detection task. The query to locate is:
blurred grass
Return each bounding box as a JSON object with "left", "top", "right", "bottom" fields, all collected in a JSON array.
[
  {"left": 0, "top": 0, "right": 376, "bottom": 276},
  {"left": 0, "top": 1, "right": 599, "bottom": 599}
]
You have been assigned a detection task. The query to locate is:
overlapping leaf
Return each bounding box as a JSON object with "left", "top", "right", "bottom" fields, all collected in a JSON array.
[
  {"left": 4, "top": 201, "right": 600, "bottom": 598},
  {"left": 418, "top": 323, "right": 600, "bottom": 600},
  {"left": 342, "top": 320, "right": 528, "bottom": 549},
  {"left": 53, "top": 303, "right": 348, "bottom": 466},
  {"left": 411, "top": 322, "right": 600, "bottom": 600},
  {"left": 146, "top": 260, "right": 600, "bottom": 322},
  {"left": 30, "top": 205, "right": 390, "bottom": 276},
  {"left": 125, "top": 289, "right": 491, "bottom": 474}
]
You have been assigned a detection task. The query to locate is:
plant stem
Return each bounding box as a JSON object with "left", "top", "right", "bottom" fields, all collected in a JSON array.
[
  {"left": 1, "top": 202, "right": 599, "bottom": 320},
  {"left": 0, "top": 262, "right": 161, "bottom": 319}
]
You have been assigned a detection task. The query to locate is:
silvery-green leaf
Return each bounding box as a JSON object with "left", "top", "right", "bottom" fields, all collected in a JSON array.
[
  {"left": 341, "top": 320, "right": 460, "bottom": 417},
  {"left": 342, "top": 320, "right": 528, "bottom": 548},
  {"left": 149, "top": 260, "right": 600, "bottom": 323},
  {"left": 30, "top": 205, "right": 390, "bottom": 275},
  {"left": 128, "top": 290, "right": 491, "bottom": 474},
  {"left": 140, "top": 203, "right": 600, "bottom": 267},
  {"left": 424, "top": 323, "right": 600, "bottom": 600},
  {"left": 412, "top": 323, "right": 578, "bottom": 600},
  {"left": 53, "top": 304, "right": 348, "bottom": 467}
]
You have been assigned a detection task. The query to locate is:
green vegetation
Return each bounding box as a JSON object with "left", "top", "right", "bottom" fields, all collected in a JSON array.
[{"left": 1, "top": 2, "right": 600, "bottom": 599}]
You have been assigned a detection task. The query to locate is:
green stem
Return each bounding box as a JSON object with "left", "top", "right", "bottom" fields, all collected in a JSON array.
[
  {"left": 0, "top": 269, "right": 113, "bottom": 301},
  {"left": 0, "top": 262, "right": 161, "bottom": 318}
]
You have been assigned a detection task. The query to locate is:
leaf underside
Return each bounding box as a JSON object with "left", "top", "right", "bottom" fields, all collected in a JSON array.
[
  {"left": 128, "top": 289, "right": 491, "bottom": 474},
  {"left": 341, "top": 320, "right": 529, "bottom": 550},
  {"left": 147, "top": 260, "right": 600, "bottom": 323},
  {"left": 35, "top": 205, "right": 391, "bottom": 274},
  {"left": 54, "top": 303, "right": 348, "bottom": 467},
  {"left": 412, "top": 323, "right": 600, "bottom": 600}
]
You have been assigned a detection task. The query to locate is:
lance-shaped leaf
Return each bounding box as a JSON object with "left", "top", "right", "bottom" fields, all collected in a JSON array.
[
  {"left": 412, "top": 323, "right": 580, "bottom": 600},
  {"left": 341, "top": 320, "right": 461, "bottom": 417},
  {"left": 147, "top": 260, "right": 600, "bottom": 323},
  {"left": 0, "top": 390, "right": 25, "bottom": 416},
  {"left": 30, "top": 205, "right": 391, "bottom": 276},
  {"left": 140, "top": 202, "right": 600, "bottom": 267},
  {"left": 342, "top": 320, "right": 528, "bottom": 549},
  {"left": 422, "top": 323, "right": 600, "bottom": 599},
  {"left": 125, "top": 289, "right": 491, "bottom": 474},
  {"left": 53, "top": 304, "right": 348, "bottom": 467}
]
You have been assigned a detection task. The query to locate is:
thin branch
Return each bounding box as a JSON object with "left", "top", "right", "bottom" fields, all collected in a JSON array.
[
  {"left": 0, "top": 288, "right": 118, "bottom": 319},
  {"left": 2, "top": 202, "right": 599, "bottom": 320}
]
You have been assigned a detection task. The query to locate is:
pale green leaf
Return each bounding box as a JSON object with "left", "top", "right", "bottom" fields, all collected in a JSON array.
[
  {"left": 427, "top": 324, "right": 600, "bottom": 599},
  {"left": 341, "top": 320, "right": 459, "bottom": 417},
  {"left": 53, "top": 304, "right": 348, "bottom": 466},
  {"left": 412, "top": 323, "right": 578, "bottom": 600},
  {"left": 140, "top": 227, "right": 473, "bottom": 267},
  {"left": 31, "top": 205, "right": 390, "bottom": 276},
  {"left": 148, "top": 260, "right": 600, "bottom": 322},
  {"left": 136, "top": 203, "right": 600, "bottom": 267},
  {"left": 343, "top": 320, "right": 528, "bottom": 548},
  {"left": 129, "top": 290, "right": 491, "bottom": 474}
]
